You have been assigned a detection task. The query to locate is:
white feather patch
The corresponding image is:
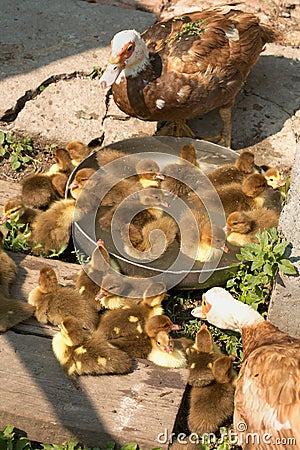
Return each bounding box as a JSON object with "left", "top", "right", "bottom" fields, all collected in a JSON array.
[
  {"left": 156, "top": 99, "right": 165, "bottom": 109},
  {"left": 225, "top": 25, "right": 240, "bottom": 42}
]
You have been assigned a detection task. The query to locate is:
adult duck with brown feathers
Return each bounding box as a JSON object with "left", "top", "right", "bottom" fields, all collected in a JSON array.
[{"left": 99, "top": 6, "right": 278, "bottom": 147}]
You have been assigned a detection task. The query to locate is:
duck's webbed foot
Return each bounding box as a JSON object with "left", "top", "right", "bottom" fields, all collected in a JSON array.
[{"left": 155, "top": 119, "right": 196, "bottom": 138}]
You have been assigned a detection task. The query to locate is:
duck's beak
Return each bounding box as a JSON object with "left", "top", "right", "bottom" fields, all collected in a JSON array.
[
  {"left": 99, "top": 62, "right": 124, "bottom": 89},
  {"left": 221, "top": 243, "right": 230, "bottom": 254},
  {"left": 160, "top": 200, "right": 170, "bottom": 208},
  {"left": 165, "top": 345, "right": 174, "bottom": 354},
  {"left": 0, "top": 215, "right": 8, "bottom": 224},
  {"left": 191, "top": 306, "right": 206, "bottom": 319},
  {"left": 155, "top": 173, "right": 165, "bottom": 181},
  {"left": 69, "top": 180, "right": 78, "bottom": 190},
  {"left": 276, "top": 178, "right": 286, "bottom": 187}
]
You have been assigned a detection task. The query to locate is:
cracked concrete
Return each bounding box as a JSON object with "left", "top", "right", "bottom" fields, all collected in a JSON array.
[{"left": 0, "top": 0, "right": 299, "bottom": 337}]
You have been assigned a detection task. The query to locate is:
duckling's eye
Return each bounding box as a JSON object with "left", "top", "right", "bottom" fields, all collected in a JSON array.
[
  {"left": 232, "top": 221, "right": 238, "bottom": 225},
  {"left": 157, "top": 341, "right": 161, "bottom": 346}
]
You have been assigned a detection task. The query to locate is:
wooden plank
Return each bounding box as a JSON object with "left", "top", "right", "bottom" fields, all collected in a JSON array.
[{"left": 0, "top": 331, "right": 188, "bottom": 449}]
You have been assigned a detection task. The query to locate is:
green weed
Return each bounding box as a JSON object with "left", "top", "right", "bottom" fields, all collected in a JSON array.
[{"left": 0, "top": 130, "right": 36, "bottom": 170}]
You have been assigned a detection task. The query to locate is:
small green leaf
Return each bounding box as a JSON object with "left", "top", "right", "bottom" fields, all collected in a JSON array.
[
  {"left": 273, "top": 242, "right": 288, "bottom": 256},
  {"left": 278, "top": 259, "right": 297, "bottom": 275},
  {"left": 263, "top": 262, "right": 273, "bottom": 276},
  {"left": 120, "top": 444, "right": 139, "bottom": 450},
  {"left": 0, "top": 145, "right": 6, "bottom": 156}
]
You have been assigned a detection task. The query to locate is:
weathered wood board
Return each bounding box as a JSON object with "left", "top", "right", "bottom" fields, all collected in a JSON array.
[
  {"left": 0, "top": 179, "right": 189, "bottom": 448},
  {"left": 0, "top": 330, "right": 188, "bottom": 449}
]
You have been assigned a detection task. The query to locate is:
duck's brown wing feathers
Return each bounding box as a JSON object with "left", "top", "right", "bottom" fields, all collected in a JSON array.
[{"left": 235, "top": 343, "right": 300, "bottom": 447}]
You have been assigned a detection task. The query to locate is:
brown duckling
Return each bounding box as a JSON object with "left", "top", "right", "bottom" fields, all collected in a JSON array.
[
  {"left": 264, "top": 167, "right": 286, "bottom": 189},
  {"left": 0, "top": 295, "right": 35, "bottom": 332},
  {"left": 96, "top": 147, "right": 140, "bottom": 177},
  {"left": 99, "top": 158, "right": 164, "bottom": 208},
  {"left": 29, "top": 198, "right": 75, "bottom": 256},
  {"left": 108, "top": 314, "right": 181, "bottom": 359},
  {"left": 95, "top": 272, "right": 144, "bottom": 310},
  {"left": 206, "top": 150, "right": 255, "bottom": 187},
  {"left": 186, "top": 326, "right": 236, "bottom": 435},
  {"left": 46, "top": 148, "right": 74, "bottom": 176},
  {"left": 0, "top": 230, "right": 17, "bottom": 297},
  {"left": 52, "top": 316, "right": 133, "bottom": 376},
  {"left": 121, "top": 215, "right": 178, "bottom": 260},
  {"left": 28, "top": 266, "right": 99, "bottom": 330},
  {"left": 147, "top": 330, "right": 190, "bottom": 368},
  {"left": 21, "top": 171, "right": 67, "bottom": 210},
  {"left": 180, "top": 209, "right": 229, "bottom": 262},
  {"left": 213, "top": 173, "right": 269, "bottom": 216},
  {"left": 224, "top": 208, "right": 280, "bottom": 246},
  {"left": 65, "top": 141, "right": 91, "bottom": 167},
  {"left": 99, "top": 187, "right": 170, "bottom": 232},
  {"left": 1, "top": 197, "right": 39, "bottom": 232},
  {"left": 76, "top": 239, "right": 120, "bottom": 309},
  {"left": 68, "top": 167, "right": 97, "bottom": 200},
  {"left": 96, "top": 281, "right": 166, "bottom": 339}
]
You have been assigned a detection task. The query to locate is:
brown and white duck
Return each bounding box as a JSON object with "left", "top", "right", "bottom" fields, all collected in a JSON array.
[
  {"left": 99, "top": 7, "right": 277, "bottom": 146},
  {"left": 192, "top": 287, "right": 300, "bottom": 449},
  {"left": 52, "top": 316, "right": 133, "bottom": 377}
]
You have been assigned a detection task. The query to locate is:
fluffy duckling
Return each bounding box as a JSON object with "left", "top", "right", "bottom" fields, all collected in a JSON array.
[
  {"left": 0, "top": 230, "right": 17, "bottom": 297},
  {"left": 180, "top": 209, "right": 229, "bottom": 262},
  {"left": 96, "top": 281, "right": 166, "bottom": 339},
  {"left": 68, "top": 167, "right": 97, "bottom": 200},
  {"left": 95, "top": 272, "right": 143, "bottom": 310},
  {"left": 186, "top": 325, "right": 236, "bottom": 435},
  {"left": 206, "top": 150, "right": 255, "bottom": 187},
  {"left": 147, "top": 330, "right": 189, "bottom": 368},
  {"left": 28, "top": 266, "right": 99, "bottom": 330},
  {"left": 65, "top": 141, "right": 91, "bottom": 166},
  {"left": 224, "top": 208, "right": 280, "bottom": 246},
  {"left": 99, "top": 158, "right": 164, "bottom": 208},
  {"left": 46, "top": 148, "right": 74, "bottom": 176},
  {"left": 1, "top": 197, "right": 39, "bottom": 231},
  {"left": 121, "top": 216, "right": 178, "bottom": 261},
  {"left": 192, "top": 287, "right": 300, "bottom": 449},
  {"left": 108, "top": 314, "right": 181, "bottom": 359},
  {"left": 76, "top": 239, "right": 120, "bottom": 309},
  {"left": 96, "top": 147, "right": 140, "bottom": 178},
  {"left": 213, "top": 173, "right": 269, "bottom": 216},
  {"left": 29, "top": 198, "right": 75, "bottom": 256},
  {"left": 0, "top": 295, "right": 35, "bottom": 332},
  {"left": 52, "top": 316, "right": 133, "bottom": 376},
  {"left": 161, "top": 144, "right": 206, "bottom": 199},
  {"left": 264, "top": 167, "right": 286, "bottom": 189},
  {"left": 21, "top": 171, "right": 67, "bottom": 210},
  {"left": 99, "top": 187, "right": 170, "bottom": 232}
]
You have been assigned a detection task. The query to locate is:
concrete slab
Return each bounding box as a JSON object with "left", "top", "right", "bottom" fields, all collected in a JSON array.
[
  {"left": 268, "top": 143, "right": 300, "bottom": 338},
  {"left": 0, "top": 0, "right": 156, "bottom": 118}
]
